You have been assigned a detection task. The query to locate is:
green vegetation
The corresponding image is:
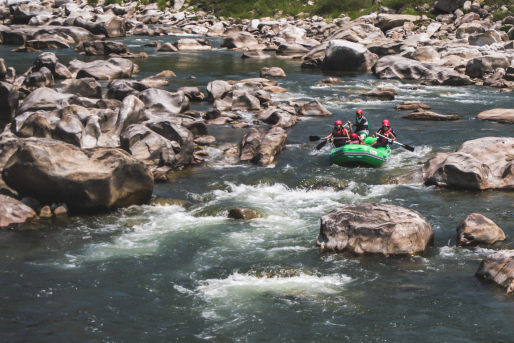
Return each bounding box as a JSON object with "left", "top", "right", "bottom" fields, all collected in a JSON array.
[
  {"left": 191, "top": 0, "right": 436, "bottom": 20},
  {"left": 87, "top": 0, "right": 99, "bottom": 5},
  {"left": 104, "top": 0, "right": 122, "bottom": 5},
  {"left": 492, "top": 10, "right": 510, "bottom": 22},
  {"left": 158, "top": 0, "right": 167, "bottom": 11},
  {"left": 500, "top": 25, "right": 513, "bottom": 32}
]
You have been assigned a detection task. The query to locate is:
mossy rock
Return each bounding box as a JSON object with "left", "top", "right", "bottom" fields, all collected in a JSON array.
[{"left": 299, "top": 179, "right": 346, "bottom": 191}]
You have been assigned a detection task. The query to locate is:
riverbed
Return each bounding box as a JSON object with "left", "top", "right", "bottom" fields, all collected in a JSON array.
[{"left": 1, "top": 35, "right": 514, "bottom": 342}]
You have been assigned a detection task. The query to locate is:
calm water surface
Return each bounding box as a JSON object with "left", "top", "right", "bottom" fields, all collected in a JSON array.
[{"left": 1, "top": 35, "right": 514, "bottom": 342}]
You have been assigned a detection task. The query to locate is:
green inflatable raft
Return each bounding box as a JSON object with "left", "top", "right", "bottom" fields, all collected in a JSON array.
[{"left": 329, "top": 137, "right": 391, "bottom": 167}]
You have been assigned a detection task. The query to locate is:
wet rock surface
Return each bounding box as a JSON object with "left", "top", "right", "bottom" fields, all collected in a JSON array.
[
  {"left": 457, "top": 213, "right": 506, "bottom": 247},
  {"left": 476, "top": 250, "right": 514, "bottom": 293},
  {"left": 317, "top": 203, "right": 434, "bottom": 255}
]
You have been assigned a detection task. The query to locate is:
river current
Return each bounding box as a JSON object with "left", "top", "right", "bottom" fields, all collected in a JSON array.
[{"left": 1, "top": 35, "right": 514, "bottom": 342}]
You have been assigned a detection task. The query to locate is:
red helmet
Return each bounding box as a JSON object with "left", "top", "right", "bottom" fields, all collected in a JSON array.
[
  {"left": 356, "top": 109, "right": 363, "bottom": 115},
  {"left": 350, "top": 133, "right": 358, "bottom": 139},
  {"left": 334, "top": 120, "right": 343, "bottom": 127},
  {"left": 382, "top": 120, "right": 390, "bottom": 126}
]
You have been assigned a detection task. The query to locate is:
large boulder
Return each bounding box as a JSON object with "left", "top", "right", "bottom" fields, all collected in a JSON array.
[
  {"left": 173, "top": 38, "right": 211, "bottom": 51},
  {"left": 316, "top": 203, "right": 434, "bottom": 255},
  {"left": 477, "top": 109, "right": 514, "bottom": 124},
  {"left": 297, "top": 100, "right": 331, "bottom": 116},
  {"left": 84, "top": 14, "right": 126, "bottom": 38},
  {"left": 476, "top": 250, "right": 514, "bottom": 293},
  {"left": 465, "top": 55, "right": 510, "bottom": 78},
  {"left": 375, "top": 14, "right": 420, "bottom": 32},
  {"left": 71, "top": 58, "right": 135, "bottom": 80},
  {"left": 221, "top": 32, "right": 258, "bottom": 49},
  {"left": 0, "top": 25, "right": 100, "bottom": 46},
  {"left": 206, "top": 80, "right": 232, "bottom": 101},
  {"left": 250, "top": 127, "right": 287, "bottom": 167},
  {"left": 457, "top": 213, "right": 506, "bottom": 246},
  {"left": 77, "top": 40, "right": 129, "bottom": 55},
  {"left": 138, "top": 88, "right": 190, "bottom": 114},
  {"left": 11, "top": 4, "right": 52, "bottom": 25},
  {"left": 240, "top": 128, "right": 266, "bottom": 162},
  {"left": 322, "top": 40, "right": 379, "bottom": 72},
  {"left": 2, "top": 139, "right": 153, "bottom": 211},
  {"left": 416, "top": 137, "right": 514, "bottom": 190},
  {"left": 0, "top": 195, "right": 37, "bottom": 229},
  {"left": 59, "top": 78, "right": 102, "bottom": 99},
  {"left": 120, "top": 124, "right": 183, "bottom": 169},
  {"left": 373, "top": 55, "right": 473, "bottom": 85},
  {"left": 143, "top": 119, "right": 195, "bottom": 168},
  {"left": 435, "top": 0, "right": 466, "bottom": 13},
  {"left": 17, "top": 87, "right": 77, "bottom": 114},
  {"left": 213, "top": 91, "right": 261, "bottom": 111},
  {"left": 0, "top": 82, "right": 19, "bottom": 120}
]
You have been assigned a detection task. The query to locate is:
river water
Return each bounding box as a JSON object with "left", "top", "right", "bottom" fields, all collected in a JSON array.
[{"left": 1, "top": 35, "right": 514, "bottom": 342}]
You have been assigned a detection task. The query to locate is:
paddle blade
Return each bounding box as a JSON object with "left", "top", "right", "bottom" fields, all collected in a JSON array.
[
  {"left": 396, "top": 142, "right": 415, "bottom": 152},
  {"left": 402, "top": 144, "right": 415, "bottom": 152},
  {"left": 309, "top": 136, "right": 321, "bottom": 142},
  {"left": 316, "top": 140, "right": 328, "bottom": 150}
]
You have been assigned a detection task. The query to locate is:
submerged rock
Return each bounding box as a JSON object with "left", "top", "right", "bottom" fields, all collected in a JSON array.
[
  {"left": 228, "top": 208, "right": 262, "bottom": 220},
  {"left": 317, "top": 203, "right": 434, "bottom": 255},
  {"left": 457, "top": 213, "right": 506, "bottom": 247},
  {"left": 476, "top": 250, "right": 514, "bottom": 293},
  {"left": 402, "top": 110, "right": 459, "bottom": 121}
]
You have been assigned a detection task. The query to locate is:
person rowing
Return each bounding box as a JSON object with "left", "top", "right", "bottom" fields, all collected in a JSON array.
[
  {"left": 348, "top": 133, "right": 365, "bottom": 145},
  {"left": 371, "top": 120, "right": 396, "bottom": 148},
  {"left": 352, "top": 109, "right": 369, "bottom": 139},
  {"left": 325, "top": 120, "right": 350, "bottom": 148}
]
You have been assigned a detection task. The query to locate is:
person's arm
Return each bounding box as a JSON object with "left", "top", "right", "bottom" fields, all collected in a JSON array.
[
  {"left": 359, "top": 137, "right": 365, "bottom": 145},
  {"left": 325, "top": 133, "right": 333, "bottom": 139},
  {"left": 389, "top": 130, "right": 396, "bottom": 141},
  {"left": 347, "top": 121, "right": 352, "bottom": 133}
]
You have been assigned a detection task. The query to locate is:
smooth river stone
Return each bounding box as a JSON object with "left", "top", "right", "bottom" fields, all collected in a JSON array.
[
  {"left": 477, "top": 109, "right": 514, "bottom": 124},
  {"left": 457, "top": 213, "right": 505, "bottom": 246},
  {"left": 403, "top": 110, "right": 459, "bottom": 121},
  {"left": 317, "top": 203, "right": 434, "bottom": 255}
]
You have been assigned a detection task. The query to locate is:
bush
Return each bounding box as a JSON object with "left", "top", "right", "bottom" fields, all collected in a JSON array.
[
  {"left": 492, "top": 10, "right": 510, "bottom": 22},
  {"left": 104, "top": 0, "right": 122, "bottom": 5},
  {"left": 500, "top": 24, "right": 513, "bottom": 32},
  {"left": 158, "top": 0, "right": 167, "bottom": 11},
  {"left": 87, "top": 0, "right": 99, "bottom": 5}
]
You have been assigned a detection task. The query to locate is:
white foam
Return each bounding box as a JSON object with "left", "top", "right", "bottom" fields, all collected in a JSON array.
[{"left": 198, "top": 271, "right": 352, "bottom": 299}]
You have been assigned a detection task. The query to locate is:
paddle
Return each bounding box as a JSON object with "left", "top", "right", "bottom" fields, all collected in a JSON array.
[
  {"left": 315, "top": 137, "right": 349, "bottom": 150},
  {"left": 375, "top": 133, "right": 415, "bottom": 152},
  {"left": 311, "top": 123, "right": 349, "bottom": 149}
]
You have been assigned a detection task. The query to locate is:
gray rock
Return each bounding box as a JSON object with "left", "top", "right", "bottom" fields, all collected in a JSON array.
[
  {"left": 0, "top": 82, "right": 19, "bottom": 120},
  {"left": 476, "top": 250, "right": 514, "bottom": 293},
  {"left": 138, "top": 88, "right": 190, "bottom": 114},
  {"left": 457, "top": 213, "right": 506, "bottom": 246},
  {"left": 251, "top": 127, "right": 287, "bottom": 167},
  {"left": 317, "top": 203, "right": 434, "bottom": 255},
  {"left": 322, "top": 40, "right": 378, "bottom": 71},
  {"left": 2, "top": 138, "right": 153, "bottom": 211},
  {"left": 59, "top": 78, "right": 102, "bottom": 99},
  {"left": 420, "top": 137, "right": 514, "bottom": 190},
  {"left": 240, "top": 128, "right": 266, "bottom": 162}
]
